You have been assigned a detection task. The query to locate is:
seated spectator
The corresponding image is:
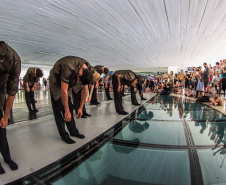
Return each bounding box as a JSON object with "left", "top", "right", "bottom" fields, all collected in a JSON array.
[
  {"left": 208, "top": 87, "right": 224, "bottom": 106},
  {"left": 160, "top": 83, "right": 170, "bottom": 95},
  {"left": 187, "top": 89, "right": 196, "bottom": 97},
  {"left": 174, "top": 84, "right": 180, "bottom": 94}
]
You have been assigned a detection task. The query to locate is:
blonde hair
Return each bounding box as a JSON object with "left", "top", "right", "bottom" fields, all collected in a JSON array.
[{"left": 93, "top": 72, "right": 101, "bottom": 82}]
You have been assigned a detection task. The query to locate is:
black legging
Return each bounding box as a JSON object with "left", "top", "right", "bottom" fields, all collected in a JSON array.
[
  {"left": 25, "top": 86, "right": 36, "bottom": 111},
  {"left": 90, "top": 82, "right": 97, "bottom": 104},
  {"left": 112, "top": 75, "right": 124, "bottom": 113},
  {"left": 72, "top": 89, "right": 86, "bottom": 115},
  {"left": 50, "top": 91, "right": 79, "bottom": 140},
  {"left": 104, "top": 84, "right": 112, "bottom": 100},
  {"left": 222, "top": 78, "right": 226, "bottom": 97},
  {"left": 0, "top": 111, "right": 13, "bottom": 162}
]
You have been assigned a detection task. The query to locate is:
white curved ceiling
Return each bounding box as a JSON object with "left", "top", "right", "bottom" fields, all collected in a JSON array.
[{"left": 1, "top": 0, "right": 226, "bottom": 71}]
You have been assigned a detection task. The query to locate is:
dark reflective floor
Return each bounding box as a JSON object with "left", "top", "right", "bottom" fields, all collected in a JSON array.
[{"left": 7, "top": 95, "right": 226, "bottom": 185}]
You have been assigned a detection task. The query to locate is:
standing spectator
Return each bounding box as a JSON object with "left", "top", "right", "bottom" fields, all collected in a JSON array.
[
  {"left": 168, "top": 71, "right": 174, "bottom": 93},
  {"left": 174, "top": 73, "right": 179, "bottom": 85},
  {"left": 179, "top": 70, "right": 185, "bottom": 87},
  {"left": 203, "top": 63, "right": 209, "bottom": 93},
  {"left": 191, "top": 70, "right": 196, "bottom": 89},
  {"left": 222, "top": 59, "right": 226, "bottom": 99},
  {"left": 196, "top": 76, "right": 204, "bottom": 98},
  {"left": 163, "top": 72, "right": 169, "bottom": 83},
  {"left": 184, "top": 71, "right": 191, "bottom": 95}
]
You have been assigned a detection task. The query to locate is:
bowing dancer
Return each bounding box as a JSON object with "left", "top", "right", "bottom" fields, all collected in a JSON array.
[
  {"left": 112, "top": 70, "right": 138, "bottom": 115},
  {"left": 49, "top": 56, "right": 93, "bottom": 144},
  {"left": 102, "top": 68, "right": 114, "bottom": 101},
  {"left": 90, "top": 65, "right": 105, "bottom": 105},
  {"left": 72, "top": 71, "right": 101, "bottom": 118},
  {"left": 23, "top": 67, "right": 43, "bottom": 112},
  {"left": 136, "top": 75, "right": 149, "bottom": 100},
  {"left": 0, "top": 41, "right": 21, "bottom": 173}
]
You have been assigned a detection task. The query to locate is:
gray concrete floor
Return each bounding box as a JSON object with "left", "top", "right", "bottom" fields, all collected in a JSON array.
[{"left": 0, "top": 90, "right": 155, "bottom": 184}]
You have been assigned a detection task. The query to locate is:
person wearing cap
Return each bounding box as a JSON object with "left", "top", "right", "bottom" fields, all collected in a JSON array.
[
  {"left": 0, "top": 41, "right": 20, "bottom": 173},
  {"left": 90, "top": 65, "right": 104, "bottom": 105},
  {"left": 72, "top": 71, "right": 101, "bottom": 118},
  {"left": 23, "top": 67, "right": 43, "bottom": 112},
  {"left": 49, "top": 56, "right": 93, "bottom": 144},
  {"left": 102, "top": 68, "right": 114, "bottom": 100},
  {"left": 112, "top": 70, "right": 138, "bottom": 115}
]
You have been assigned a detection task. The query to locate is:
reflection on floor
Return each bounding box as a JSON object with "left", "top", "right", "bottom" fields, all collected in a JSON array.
[
  {"left": 10, "top": 90, "right": 52, "bottom": 124},
  {"left": 10, "top": 90, "right": 121, "bottom": 124},
  {"left": 51, "top": 95, "right": 226, "bottom": 185},
  {"left": 0, "top": 90, "right": 153, "bottom": 184}
]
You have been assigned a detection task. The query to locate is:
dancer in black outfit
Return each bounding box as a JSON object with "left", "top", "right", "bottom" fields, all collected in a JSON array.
[
  {"left": 103, "top": 68, "right": 115, "bottom": 100},
  {"left": 23, "top": 68, "right": 43, "bottom": 112},
  {"left": 0, "top": 41, "right": 21, "bottom": 173},
  {"left": 112, "top": 70, "right": 138, "bottom": 115},
  {"left": 90, "top": 65, "right": 105, "bottom": 105},
  {"left": 49, "top": 56, "right": 93, "bottom": 144}
]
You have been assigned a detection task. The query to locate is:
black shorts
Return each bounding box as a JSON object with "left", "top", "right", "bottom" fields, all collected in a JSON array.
[
  {"left": 185, "top": 82, "right": 189, "bottom": 88},
  {"left": 203, "top": 80, "right": 209, "bottom": 88}
]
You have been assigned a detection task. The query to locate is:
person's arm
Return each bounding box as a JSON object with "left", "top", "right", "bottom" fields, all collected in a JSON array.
[
  {"left": 25, "top": 82, "right": 30, "bottom": 92},
  {"left": 77, "top": 85, "right": 88, "bottom": 119},
  {"left": 31, "top": 82, "right": 37, "bottom": 91},
  {"left": 87, "top": 84, "right": 94, "bottom": 102},
  {"left": 105, "top": 75, "right": 110, "bottom": 88},
  {"left": 117, "top": 75, "right": 122, "bottom": 92},
  {"left": 61, "top": 81, "right": 71, "bottom": 122},
  {"left": 0, "top": 95, "right": 15, "bottom": 128}
]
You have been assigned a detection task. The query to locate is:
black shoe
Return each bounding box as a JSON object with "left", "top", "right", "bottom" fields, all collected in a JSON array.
[
  {"left": 62, "top": 137, "right": 75, "bottom": 144},
  {"left": 35, "top": 100, "right": 37, "bottom": 103},
  {"left": 0, "top": 163, "right": 5, "bottom": 174},
  {"left": 81, "top": 115, "right": 87, "bottom": 118},
  {"left": 107, "top": 98, "right": 113, "bottom": 101},
  {"left": 33, "top": 109, "right": 39, "bottom": 112},
  {"left": 4, "top": 160, "right": 18, "bottom": 171},
  {"left": 71, "top": 133, "right": 85, "bottom": 139},
  {"left": 90, "top": 102, "right": 99, "bottom": 105},
  {"left": 141, "top": 97, "right": 147, "bottom": 100},
  {"left": 118, "top": 111, "right": 129, "bottom": 115},
  {"left": 133, "top": 103, "right": 141, "bottom": 106},
  {"left": 83, "top": 113, "right": 91, "bottom": 117},
  {"left": 96, "top": 102, "right": 101, "bottom": 104}
]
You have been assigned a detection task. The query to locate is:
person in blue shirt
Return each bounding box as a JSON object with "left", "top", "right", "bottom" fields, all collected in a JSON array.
[{"left": 102, "top": 68, "right": 114, "bottom": 100}]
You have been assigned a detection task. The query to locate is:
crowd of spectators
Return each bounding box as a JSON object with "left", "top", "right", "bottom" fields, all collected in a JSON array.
[{"left": 149, "top": 59, "right": 226, "bottom": 106}]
